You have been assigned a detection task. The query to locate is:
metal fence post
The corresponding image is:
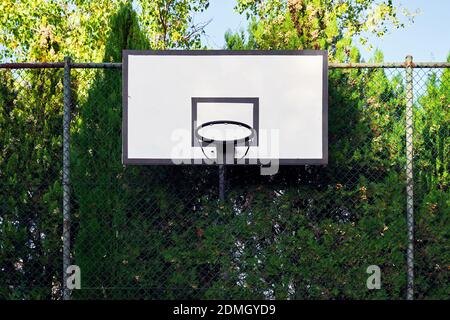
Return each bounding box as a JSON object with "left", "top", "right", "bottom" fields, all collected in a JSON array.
[
  {"left": 62, "top": 56, "right": 72, "bottom": 300},
  {"left": 405, "top": 55, "right": 414, "bottom": 300}
]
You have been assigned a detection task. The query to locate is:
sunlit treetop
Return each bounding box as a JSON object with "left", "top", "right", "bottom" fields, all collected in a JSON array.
[
  {"left": 0, "top": 0, "right": 209, "bottom": 62},
  {"left": 233, "top": 0, "right": 414, "bottom": 61}
]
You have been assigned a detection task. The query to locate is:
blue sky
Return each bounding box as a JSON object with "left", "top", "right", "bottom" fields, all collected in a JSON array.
[{"left": 196, "top": 0, "right": 450, "bottom": 62}]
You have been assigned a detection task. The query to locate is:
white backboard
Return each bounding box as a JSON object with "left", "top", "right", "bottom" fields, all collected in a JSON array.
[{"left": 123, "top": 50, "right": 328, "bottom": 165}]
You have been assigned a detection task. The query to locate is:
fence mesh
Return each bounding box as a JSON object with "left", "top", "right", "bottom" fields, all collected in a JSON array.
[
  {"left": 0, "top": 68, "right": 64, "bottom": 299},
  {"left": 412, "top": 67, "right": 449, "bottom": 300},
  {"left": 0, "top": 62, "right": 448, "bottom": 300}
]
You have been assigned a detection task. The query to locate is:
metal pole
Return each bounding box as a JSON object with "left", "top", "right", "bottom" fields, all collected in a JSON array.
[
  {"left": 219, "top": 165, "right": 226, "bottom": 201},
  {"left": 405, "top": 55, "right": 414, "bottom": 300},
  {"left": 62, "top": 56, "right": 72, "bottom": 300}
]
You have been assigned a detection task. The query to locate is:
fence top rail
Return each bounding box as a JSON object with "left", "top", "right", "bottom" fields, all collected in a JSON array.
[
  {"left": 0, "top": 61, "right": 449, "bottom": 69},
  {"left": 0, "top": 62, "right": 65, "bottom": 69},
  {"left": 329, "top": 62, "right": 450, "bottom": 68},
  {"left": 0, "top": 62, "right": 122, "bottom": 69}
]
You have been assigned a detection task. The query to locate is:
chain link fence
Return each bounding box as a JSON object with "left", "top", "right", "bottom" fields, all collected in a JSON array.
[{"left": 0, "top": 58, "right": 448, "bottom": 300}]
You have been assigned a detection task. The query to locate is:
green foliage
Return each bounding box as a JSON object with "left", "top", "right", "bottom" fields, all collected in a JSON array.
[
  {"left": 0, "top": 68, "right": 64, "bottom": 299},
  {"left": 71, "top": 2, "right": 149, "bottom": 299},
  {"left": 138, "top": 0, "right": 209, "bottom": 49},
  {"left": 0, "top": 0, "right": 121, "bottom": 62},
  {"left": 0, "top": 0, "right": 209, "bottom": 62},
  {"left": 229, "top": 0, "right": 408, "bottom": 59},
  {"left": 413, "top": 55, "right": 450, "bottom": 299}
]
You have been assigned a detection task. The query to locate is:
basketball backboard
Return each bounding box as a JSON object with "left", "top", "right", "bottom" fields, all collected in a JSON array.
[{"left": 123, "top": 50, "right": 328, "bottom": 165}]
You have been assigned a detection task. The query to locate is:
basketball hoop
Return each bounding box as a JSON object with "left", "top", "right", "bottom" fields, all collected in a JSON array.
[{"left": 194, "top": 120, "right": 255, "bottom": 164}]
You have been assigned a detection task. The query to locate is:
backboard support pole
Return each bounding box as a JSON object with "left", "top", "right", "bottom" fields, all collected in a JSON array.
[{"left": 219, "top": 165, "right": 226, "bottom": 201}]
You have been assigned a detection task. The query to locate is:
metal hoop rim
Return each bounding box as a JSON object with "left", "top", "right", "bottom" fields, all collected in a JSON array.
[{"left": 195, "top": 120, "right": 255, "bottom": 144}]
